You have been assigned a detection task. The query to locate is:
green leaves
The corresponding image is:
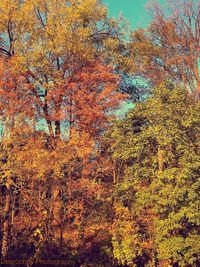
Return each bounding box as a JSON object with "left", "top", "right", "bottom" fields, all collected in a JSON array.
[{"left": 109, "top": 84, "right": 200, "bottom": 266}]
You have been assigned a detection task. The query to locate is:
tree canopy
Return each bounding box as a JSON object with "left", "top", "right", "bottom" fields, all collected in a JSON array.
[{"left": 0, "top": 1, "right": 199, "bottom": 266}]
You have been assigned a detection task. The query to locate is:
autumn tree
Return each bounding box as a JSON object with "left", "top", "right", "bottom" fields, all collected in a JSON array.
[
  {"left": 0, "top": 58, "right": 125, "bottom": 264},
  {"left": 0, "top": 0, "right": 129, "bottom": 142},
  {"left": 108, "top": 83, "right": 200, "bottom": 266},
  {"left": 0, "top": 2, "right": 127, "bottom": 260},
  {"left": 128, "top": 0, "right": 200, "bottom": 96}
]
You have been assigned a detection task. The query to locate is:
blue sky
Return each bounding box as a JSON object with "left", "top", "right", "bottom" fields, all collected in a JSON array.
[
  {"left": 102, "top": 0, "right": 155, "bottom": 113},
  {"left": 102, "top": 0, "right": 166, "bottom": 30},
  {"left": 103, "top": 0, "right": 152, "bottom": 29}
]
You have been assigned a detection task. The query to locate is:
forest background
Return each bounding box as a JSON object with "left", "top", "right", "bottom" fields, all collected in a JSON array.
[{"left": 0, "top": 0, "right": 199, "bottom": 266}]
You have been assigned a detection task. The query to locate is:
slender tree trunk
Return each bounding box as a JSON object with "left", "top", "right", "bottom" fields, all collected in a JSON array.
[
  {"left": 59, "top": 224, "right": 63, "bottom": 251},
  {"left": 55, "top": 120, "right": 61, "bottom": 140},
  {"left": 55, "top": 96, "right": 62, "bottom": 140},
  {"left": 43, "top": 91, "right": 54, "bottom": 146},
  {"left": 1, "top": 180, "right": 11, "bottom": 257},
  {"left": 194, "top": 66, "right": 200, "bottom": 95},
  {"left": 69, "top": 97, "right": 73, "bottom": 140},
  {"left": 52, "top": 178, "right": 61, "bottom": 227},
  {"left": 157, "top": 144, "right": 165, "bottom": 172},
  {"left": 113, "top": 159, "right": 118, "bottom": 184}
]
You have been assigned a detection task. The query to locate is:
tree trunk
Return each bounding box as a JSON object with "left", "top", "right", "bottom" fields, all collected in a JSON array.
[
  {"left": 1, "top": 180, "right": 11, "bottom": 257},
  {"left": 52, "top": 179, "right": 61, "bottom": 227},
  {"left": 43, "top": 92, "right": 54, "bottom": 146},
  {"left": 55, "top": 97, "right": 62, "bottom": 140},
  {"left": 55, "top": 120, "right": 61, "bottom": 140},
  {"left": 158, "top": 144, "right": 165, "bottom": 172}
]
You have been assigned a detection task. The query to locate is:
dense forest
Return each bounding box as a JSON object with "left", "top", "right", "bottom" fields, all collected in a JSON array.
[{"left": 0, "top": 0, "right": 199, "bottom": 266}]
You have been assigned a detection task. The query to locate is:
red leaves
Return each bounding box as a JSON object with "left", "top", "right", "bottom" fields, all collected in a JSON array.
[
  {"left": 66, "top": 62, "right": 127, "bottom": 136},
  {"left": 0, "top": 58, "right": 37, "bottom": 122},
  {"left": 0, "top": 57, "right": 126, "bottom": 143}
]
